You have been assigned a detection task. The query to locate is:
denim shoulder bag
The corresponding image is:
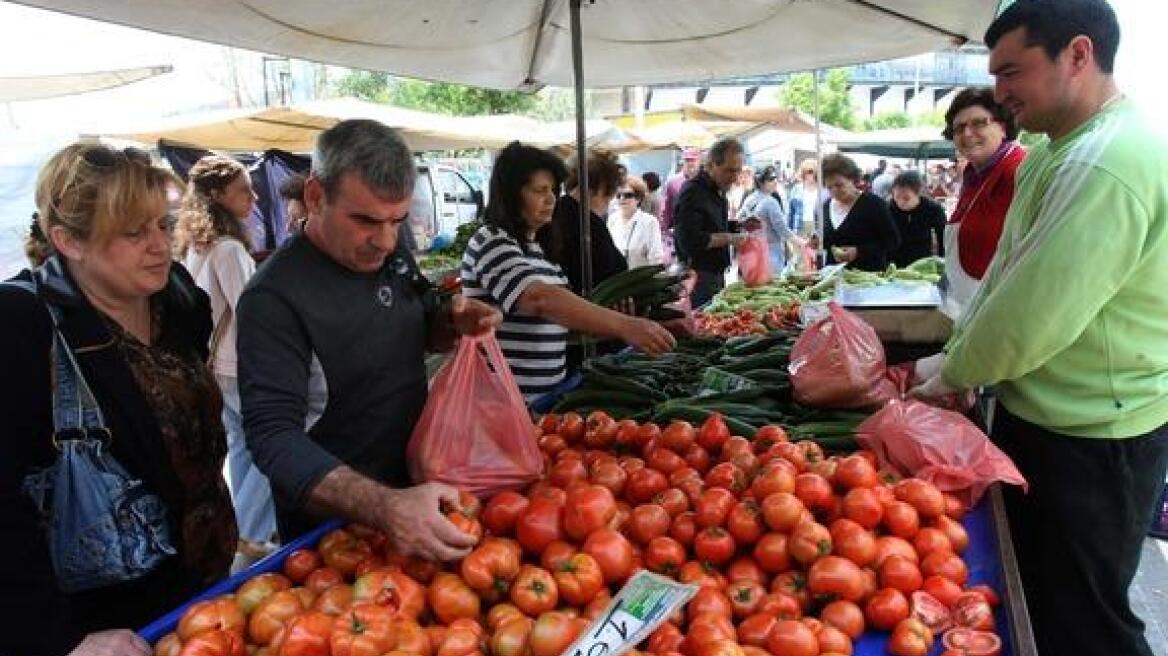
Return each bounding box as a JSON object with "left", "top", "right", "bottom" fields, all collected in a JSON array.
[{"left": 5, "top": 279, "right": 176, "bottom": 593}]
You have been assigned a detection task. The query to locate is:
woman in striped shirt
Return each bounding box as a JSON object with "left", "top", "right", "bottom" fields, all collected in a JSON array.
[{"left": 461, "top": 142, "right": 676, "bottom": 400}]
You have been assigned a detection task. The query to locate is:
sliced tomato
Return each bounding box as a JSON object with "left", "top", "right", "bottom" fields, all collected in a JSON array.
[
  {"left": 942, "top": 628, "right": 1003, "bottom": 656},
  {"left": 910, "top": 589, "right": 952, "bottom": 635}
]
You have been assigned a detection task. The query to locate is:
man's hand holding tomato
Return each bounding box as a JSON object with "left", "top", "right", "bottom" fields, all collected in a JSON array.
[{"left": 380, "top": 481, "right": 479, "bottom": 562}]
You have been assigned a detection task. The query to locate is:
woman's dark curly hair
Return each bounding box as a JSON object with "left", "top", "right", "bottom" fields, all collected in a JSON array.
[
  {"left": 943, "top": 87, "right": 1019, "bottom": 141},
  {"left": 485, "top": 141, "right": 567, "bottom": 253}
]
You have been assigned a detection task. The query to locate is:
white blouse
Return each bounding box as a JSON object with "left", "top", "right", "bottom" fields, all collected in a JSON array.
[
  {"left": 607, "top": 209, "right": 665, "bottom": 269},
  {"left": 183, "top": 237, "right": 255, "bottom": 378}
]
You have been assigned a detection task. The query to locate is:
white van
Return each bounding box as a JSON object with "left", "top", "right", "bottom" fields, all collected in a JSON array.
[{"left": 406, "top": 163, "right": 483, "bottom": 252}]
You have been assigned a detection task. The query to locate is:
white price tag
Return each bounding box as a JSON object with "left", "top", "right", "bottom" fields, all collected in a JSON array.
[{"left": 561, "top": 570, "right": 697, "bottom": 656}]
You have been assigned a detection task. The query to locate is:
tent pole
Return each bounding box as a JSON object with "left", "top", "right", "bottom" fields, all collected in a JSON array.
[
  {"left": 570, "top": 0, "right": 595, "bottom": 358},
  {"left": 813, "top": 69, "right": 823, "bottom": 239}
]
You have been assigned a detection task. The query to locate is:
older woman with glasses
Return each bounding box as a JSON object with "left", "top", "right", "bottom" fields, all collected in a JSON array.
[
  {"left": 941, "top": 87, "right": 1026, "bottom": 318},
  {"left": 607, "top": 175, "right": 665, "bottom": 268},
  {"left": 820, "top": 153, "right": 901, "bottom": 272}
]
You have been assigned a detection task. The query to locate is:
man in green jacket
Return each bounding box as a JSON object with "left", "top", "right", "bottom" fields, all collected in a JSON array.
[{"left": 912, "top": 1, "right": 1168, "bottom": 654}]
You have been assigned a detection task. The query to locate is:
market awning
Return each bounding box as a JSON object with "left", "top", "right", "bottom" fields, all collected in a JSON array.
[
  {"left": 14, "top": 1, "right": 1002, "bottom": 90},
  {"left": 680, "top": 105, "right": 818, "bottom": 134},
  {"left": 0, "top": 64, "right": 172, "bottom": 102},
  {"left": 833, "top": 126, "right": 955, "bottom": 159},
  {"left": 113, "top": 97, "right": 612, "bottom": 152}
]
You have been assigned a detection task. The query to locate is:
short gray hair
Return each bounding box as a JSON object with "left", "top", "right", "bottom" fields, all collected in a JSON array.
[
  {"left": 707, "top": 138, "right": 744, "bottom": 166},
  {"left": 312, "top": 119, "right": 416, "bottom": 200}
]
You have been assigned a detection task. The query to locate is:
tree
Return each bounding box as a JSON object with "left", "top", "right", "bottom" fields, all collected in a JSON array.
[
  {"left": 778, "top": 68, "right": 857, "bottom": 130},
  {"left": 329, "top": 69, "right": 537, "bottom": 116},
  {"left": 863, "top": 112, "right": 912, "bottom": 131},
  {"left": 332, "top": 70, "right": 392, "bottom": 103}
]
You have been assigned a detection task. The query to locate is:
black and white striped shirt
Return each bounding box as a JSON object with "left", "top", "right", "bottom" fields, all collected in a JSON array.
[{"left": 460, "top": 225, "right": 569, "bottom": 400}]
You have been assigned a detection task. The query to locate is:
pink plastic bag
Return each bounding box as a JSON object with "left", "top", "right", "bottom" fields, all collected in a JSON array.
[
  {"left": 788, "top": 302, "right": 897, "bottom": 409},
  {"left": 855, "top": 399, "right": 1028, "bottom": 506},
  {"left": 737, "top": 234, "right": 771, "bottom": 286},
  {"left": 407, "top": 332, "right": 543, "bottom": 498}
]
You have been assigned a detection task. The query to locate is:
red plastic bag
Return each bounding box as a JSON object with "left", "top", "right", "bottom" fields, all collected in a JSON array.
[
  {"left": 407, "top": 332, "right": 543, "bottom": 498},
  {"left": 787, "top": 302, "right": 897, "bottom": 409},
  {"left": 855, "top": 399, "right": 1028, "bottom": 506},
  {"left": 737, "top": 234, "right": 771, "bottom": 286}
]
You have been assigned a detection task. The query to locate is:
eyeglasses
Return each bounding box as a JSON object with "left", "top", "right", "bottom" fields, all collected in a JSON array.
[
  {"left": 950, "top": 117, "right": 994, "bottom": 134},
  {"left": 616, "top": 192, "right": 638, "bottom": 200}
]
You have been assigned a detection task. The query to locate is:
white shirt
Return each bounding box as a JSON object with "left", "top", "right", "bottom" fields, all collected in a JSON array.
[
  {"left": 607, "top": 209, "right": 665, "bottom": 269},
  {"left": 829, "top": 198, "right": 852, "bottom": 230},
  {"left": 802, "top": 186, "right": 819, "bottom": 232},
  {"left": 183, "top": 237, "right": 255, "bottom": 378}
]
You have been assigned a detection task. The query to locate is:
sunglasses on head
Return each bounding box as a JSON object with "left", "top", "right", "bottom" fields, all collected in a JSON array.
[
  {"left": 81, "top": 146, "right": 150, "bottom": 169},
  {"left": 617, "top": 191, "right": 637, "bottom": 200}
]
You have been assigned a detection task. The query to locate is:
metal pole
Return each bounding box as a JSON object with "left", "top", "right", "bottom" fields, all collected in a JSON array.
[
  {"left": 570, "top": 0, "right": 595, "bottom": 358},
  {"left": 813, "top": 69, "right": 823, "bottom": 239}
]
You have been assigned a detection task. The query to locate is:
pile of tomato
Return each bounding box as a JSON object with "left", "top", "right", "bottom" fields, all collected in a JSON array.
[
  {"left": 694, "top": 311, "right": 769, "bottom": 338},
  {"left": 155, "top": 411, "right": 1005, "bottom": 656}
]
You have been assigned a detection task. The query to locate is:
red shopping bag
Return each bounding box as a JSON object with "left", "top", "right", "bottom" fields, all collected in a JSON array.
[
  {"left": 407, "top": 332, "right": 543, "bottom": 498},
  {"left": 737, "top": 234, "right": 771, "bottom": 286},
  {"left": 855, "top": 399, "right": 1028, "bottom": 506},
  {"left": 788, "top": 302, "right": 897, "bottom": 409}
]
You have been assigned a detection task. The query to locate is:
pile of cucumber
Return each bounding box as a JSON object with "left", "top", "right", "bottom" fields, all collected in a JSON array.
[{"left": 589, "top": 264, "right": 689, "bottom": 321}]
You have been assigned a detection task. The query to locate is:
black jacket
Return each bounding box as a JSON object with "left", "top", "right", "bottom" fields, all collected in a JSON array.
[
  {"left": 0, "top": 258, "right": 214, "bottom": 655},
  {"left": 543, "top": 194, "right": 627, "bottom": 295},
  {"left": 888, "top": 195, "right": 947, "bottom": 267},
  {"left": 674, "top": 169, "right": 736, "bottom": 272},
  {"left": 823, "top": 191, "right": 901, "bottom": 272}
]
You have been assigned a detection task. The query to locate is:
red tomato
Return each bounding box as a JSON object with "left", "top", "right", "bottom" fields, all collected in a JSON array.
[
  {"left": 942, "top": 628, "right": 1002, "bottom": 656},
  {"left": 686, "top": 586, "right": 734, "bottom": 621},
  {"left": 549, "top": 458, "right": 588, "bottom": 489},
  {"left": 893, "top": 479, "right": 946, "bottom": 519},
  {"left": 910, "top": 590, "right": 953, "bottom": 635},
  {"left": 756, "top": 592, "right": 802, "bottom": 620},
  {"left": 920, "top": 550, "right": 968, "bottom": 586},
  {"left": 529, "top": 611, "right": 584, "bottom": 656},
  {"left": 516, "top": 499, "right": 565, "bottom": 555},
  {"left": 911, "top": 527, "right": 953, "bottom": 558},
  {"left": 819, "top": 599, "right": 865, "bottom": 639},
  {"left": 654, "top": 488, "right": 691, "bottom": 516},
  {"left": 736, "top": 613, "right": 778, "bottom": 647},
  {"left": 250, "top": 590, "right": 306, "bottom": 645},
  {"left": 590, "top": 460, "right": 628, "bottom": 496},
  {"left": 942, "top": 493, "right": 968, "bottom": 520},
  {"left": 921, "top": 575, "right": 964, "bottom": 608},
  {"left": 725, "top": 500, "right": 764, "bottom": 546},
  {"left": 670, "top": 511, "right": 698, "bottom": 547},
  {"left": 351, "top": 567, "right": 425, "bottom": 619},
  {"left": 725, "top": 579, "right": 766, "bottom": 619},
  {"left": 310, "top": 585, "right": 352, "bottom": 617},
  {"left": 751, "top": 465, "right": 796, "bottom": 499},
  {"left": 752, "top": 425, "right": 789, "bottom": 448},
  {"left": 647, "top": 623, "right": 685, "bottom": 654},
  {"left": 626, "top": 468, "right": 670, "bottom": 504},
  {"left": 694, "top": 488, "right": 737, "bottom": 528},
  {"left": 882, "top": 501, "right": 921, "bottom": 540},
  {"left": 178, "top": 629, "right": 245, "bottom": 656},
  {"left": 765, "top": 619, "right": 819, "bottom": 656},
  {"left": 177, "top": 597, "right": 247, "bottom": 641},
  {"left": 693, "top": 527, "right": 736, "bottom": 566},
  {"left": 807, "top": 555, "right": 866, "bottom": 602},
  {"left": 554, "top": 552, "right": 604, "bottom": 606},
  {"left": 508, "top": 565, "right": 558, "bottom": 616},
  {"left": 872, "top": 536, "right": 919, "bottom": 568},
  {"left": 283, "top": 549, "right": 322, "bottom": 584},
  {"left": 788, "top": 520, "right": 833, "bottom": 566},
  {"left": 581, "top": 528, "right": 635, "bottom": 584},
  {"left": 879, "top": 555, "right": 924, "bottom": 595},
  {"left": 696, "top": 413, "right": 731, "bottom": 452},
  {"left": 833, "top": 454, "right": 879, "bottom": 490},
  {"left": 814, "top": 625, "right": 852, "bottom": 656},
  {"left": 482, "top": 491, "right": 530, "bottom": 537},
  {"left": 932, "top": 515, "right": 970, "bottom": 553},
  {"left": 841, "top": 487, "right": 884, "bottom": 530},
  {"left": 236, "top": 572, "right": 293, "bottom": 615},
  {"left": 725, "top": 556, "right": 766, "bottom": 585},
  {"left": 683, "top": 444, "right": 713, "bottom": 474},
  {"left": 647, "top": 447, "right": 689, "bottom": 475},
  {"left": 270, "top": 610, "right": 334, "bottom": 656},
  {"left": 678, "top": 560, "right": 727, "bottom": 590},
  {"left": 703, "top": 462, "right": 748, "bottom": 495},
  {"left": 864, "top": 587, "right": 910, "bottom": 630},
  {"left": 967, "top": 584, "right": 1001, "bottom": 607},
  {"left": 951, "top": 592, "right": 995, "bottom": 631},
  {"left": 770, "top": 571, "right": 811, "bottom": 613},
  {"left": 563, "top": 485, "right": 617, "bottom": 541},
  {"left": 329, "top": 603, "right": 398, "bottom": 656},
  {"left": 761, "top": 492, "right": 806, "bottom": 533},
  {"left": 660, "top": 421, "right": 697, "bottom": 452},
  {"left": 643, "top": 536, "right": 687, "bottom": 576},
  {"left": 830, "top": 519, "right": 876, "bottom": 568},
  {"left": 887, "top": 618, "right": 934, "bottom": 656},
  {"left": 558, "top": 412, "right": 585, "bottom": 443},
  {"left": 627, "top": 503, "right": 672, "bottom": 545}
]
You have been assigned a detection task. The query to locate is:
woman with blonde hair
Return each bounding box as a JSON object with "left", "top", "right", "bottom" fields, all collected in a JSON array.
[
  {"left": 787, "top": 158, "right": 828, "bottom": 237},
  {"left": 174, "top": 155, "right": 276, "bottom": 553},
  {"left": 0, "top": 143, "right": 236, "bottom": 655}
]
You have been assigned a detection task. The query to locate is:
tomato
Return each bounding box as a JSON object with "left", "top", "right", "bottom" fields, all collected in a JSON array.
[
  {"left": 736, "top": 613, "right": 778, "bottom": 648},
  {"left": 814, "top": 625, "right": 852, "bottom": 655},
  {"left": 516, "top": 499, "right": 564, "bottom": 555},
  {"left": 761, "top": 492, "right": 806, "bottom": 533},
  {"left": 319, "top": 529, "right": 375, "bottom": 577},
  {"left": 329, "top": 603, "right": 397, "bottom": 656},
  {"left": 643, "top": 536, "right": 687, "bottom": 576},
  {"left": 724, "top": 556, "right": 766, "bottom": 585},
  {"left": 486, "top": 604, "right": 526, "bottom": 632},
  {"left": 246, "top": 589, "right": 305, "bottom": 645},
  {"left": 284, "top": 549, "right": 322, "bottom": 584},
  {"left": 626, "top": 467, "right": 670, "bottom": 504},
  {"left": 771, "top": 571, "right": 811, "bottom": 613},
  {"left": 585, "top": 412, "right": 619, "bottom": 450},
  {"left": 840, "top": 487, "right": 884, "bottom": 530},
  {"left": 177, "top": 629, "right": 245, "bottom": 656},
  {"left": 647, "top": 623, "right": 685, "bottom": 654},
  {"left": 910, "top": 590, "right": 953, "bottom": 634},
  {"left": 967, "top": 584, "right": 1001, "bottom": 607},
  {"left": 721, "top": 436, "right": 753, "bottom": 459},
  {"left": 553, "top": 552, "right": 603, "bottom": 606},
  {"left": 951, "top": 592, "right": 995, "bottom": 631},
  {"left": 590, "top": 460, "right": 628, "bottom": 496},
  {"left": 752, "top": 424, "right": 789, "bottom": 448},
  {"left": 911, "top": 527, "right": 952, "bottom": 559},
  {"left": 920, "top": 550, "right": 968, "bottom": 586},
  {"left": 437, "top": 621, "right": 485, "bottom": 656},
  {"left": 893, "top": 479, "right": 945, "bottom": 519},
  {"left": 583, "top": 589, "right": 612, "bottom": 621},
  {"left": 830, "top": 520, "right": 875, "bottom": 568},
  {"left": 807, "top": 555, "right": 865, "bottom": 602},
  {"left": 647, "top": 447, "right": 689, "bottom": 475},
  {"left": 682, "top": 613, "right": 736, "bottom": 655},
  {"left": 819, "top": 600, "right": 865, "bottom": 639},
  {"left": 654, "top": 488, "right": 691, "bottom": 516},
  {"left": 693, "top": 527, "right": 736, "bottom": 566},
  {"left": 489, "top": 616, "right": 534, "bottom": 656},
  {"left": 724, "top": 579, "right": 765, "bottom": 619},
  {"left": 725, "top": 500, "right": 764, "bottom": 546},
  {"left": 765, "top": 619, "right": 819, "bottom": 656},
  {"left": 559, "top": 412, "right": 585, "bottom": 443},
  {"left": 752, "top": 533, "right": 791, "bottom": 574},
  {"left": 932, "top": 515, "right": 969, "bottom": 553},
  {"left": 887, "top": 618, "right": 933, "bottom": 656},
  {"left": 270, "top": 610, "right": 335, "bottom": 656},
  {"left": 682, "top": 444, "right": 713, "bottom": 474},
  {"left": 312, "top": 584, "right": 354, "bottom": 616},
  {"left": 832, "top": 455, "right": 879, "bottom": 490},
  {"left": 872, "top": 536, "right": 919, "bottom": 568},
  {"left": 178, "top": 597, "right": 247, "bottom": 641},
  {"left": 582, "top": 528, "right": 635, "bottom": 584},
  {"left": 792, "top": 472, "right": 834, "bottom": 511},
  {"left": 659, "top": 420, "right": 697, "bottom": 452},
  {"left": 693, "top": 488, "right": 735, "bottom": 528},
  {"left": 882, "top": 501, "right": 920, "bottom": 540},
  {"left": 669, "top": 511, "right": 698, "bottom": 547},
  {"left": 750, "top": 466, "right": 795, "bottom": 501},
  {"left": 427, "top": 572, "right": 480, "bottom": 624},
  {"left": 351, "top": 567, "right": 426, "bottom": 619},
  {"left": 460, "top": 538, "right": 521, "bottom": 601},
  {"left": 549, "top": 457, "right": 588, "bottom": 489},
  {"left": 879, "top": 555, "right": 923, "bottom": 595},
  {"left": 539, "top": 433, "right": 568, "bottom": 458},
  {"left": 235, "top": 572, "right": 292, "bottom": 615},
  {"left": 788, "top": 520, "right": 833, "bottom": 566},
  {"left": 685, "top": 586, "right": 733, "bottom": 622},
  {"left": 529, "top": 612, "right": 583, "bottom": 656},
  {"left": 678, "top": 560, "right": 726, "bottom": 590},
  {"left": 300, "top": 566, "right": 341, "bottom": 595},
  {"left": 920, "top": 575, "right": 964, "bottom": 608},
  {"left": 942, "top": 628, "right": 1002, "bottom": 656},
  {"left": 509, "top": 565, "right": 558, "bottom": 616},
  {"left": 862, "top": 587, "right": 909, "bottom": 630},
  {"left": 695, "top": 413, "right": 730, "bottom": 452},
  {"left": 563, "top": 484, "right": 617, "bottom": 541},
  {"left": 769, "top": 442, "right": 807, "bottom": 472},
  {"left": 704, "top": 462, "right": 747, "bottom": 494},
  {"left": 539, "top": 540, "right": 577, "bottom": 572},
  {"left": 691, "top": 638, "right": 745, "bottom": 656},
  {"left": 942, "top": 493, "right": 968, "bottom": 520},
  {"left": 155, "top": 633, "right": 182, "bottom": 656},
  {"left": 626, "top": 503, "right": 671, "bottom": 545},
  {"left": 756, "top": 592, "right": 802, "bottom": 620},
  {"left": 481, "top": 491, "right": 530, "bottom": 537}
]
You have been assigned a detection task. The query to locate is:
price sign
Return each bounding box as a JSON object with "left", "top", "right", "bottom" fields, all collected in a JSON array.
[{"left": 562, "top": 570, "right": 697, "bottom": 656}]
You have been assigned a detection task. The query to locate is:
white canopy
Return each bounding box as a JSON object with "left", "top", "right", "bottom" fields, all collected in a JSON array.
[
  {"left": 0, "top": 65, "right": 172, "bottom": 101},
  {"left": 15, "top": 1, "right": 1002, "bottom": 90}
]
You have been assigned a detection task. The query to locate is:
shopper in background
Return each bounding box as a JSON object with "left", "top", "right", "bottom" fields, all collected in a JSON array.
[
  {"left": 820, "top": 153, "right": 900, "bottom": 271},
  {"left": 607, "top": 175, "right": 664, "bottom": 269},
  {"left": 887, "top": 170, "right": 947, "bottom": 267},
  {"left": 174, "top": 154, "right": 278, "bottom": 556},
  {"left": 640, "top": 171, "right": 662, "bottom": 217},
  {"left": 1, "top": 143, "right": 236, "bottom": 656},
  {"left": 939, "top": 86, "right": 1027, "bottom": 319},
  {"left": 659, "top": 147, "right": 702, "bottom": 262},
  {"left": 279, "top": 173, "right": 309, "bottom": 235},
  {"left": 787, "top": 158, "right": 827, "bottom": 238},
  {"left": 912, "top": 2, "right": 1168, "bottom": 654},
  {"left": 738, "top": 165, "right": 803, "bottom": 273}
]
